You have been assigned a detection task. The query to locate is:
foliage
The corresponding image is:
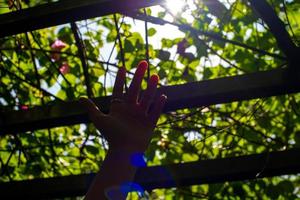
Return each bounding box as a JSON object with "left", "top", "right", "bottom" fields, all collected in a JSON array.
[{"left": 0, "top": 0, "right": 300, "bottom": 199}]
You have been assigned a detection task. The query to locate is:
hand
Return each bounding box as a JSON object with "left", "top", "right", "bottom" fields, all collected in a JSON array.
[{"left": 81, "top": 61, "right": 167, "bottom": 153}]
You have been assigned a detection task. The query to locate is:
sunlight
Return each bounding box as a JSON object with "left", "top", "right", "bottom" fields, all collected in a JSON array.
[{"left": 165, "top": 0, "right": 186, "bottom": 14}]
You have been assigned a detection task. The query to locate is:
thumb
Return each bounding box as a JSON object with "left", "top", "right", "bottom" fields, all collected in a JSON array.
[{"left": 80, "top": 97, "right": 107, "bottom": 130}]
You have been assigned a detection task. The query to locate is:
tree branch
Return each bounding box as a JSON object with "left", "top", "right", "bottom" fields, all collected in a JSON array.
[{"left": 70, "top": 22, "right": 93, "bottom": 98}]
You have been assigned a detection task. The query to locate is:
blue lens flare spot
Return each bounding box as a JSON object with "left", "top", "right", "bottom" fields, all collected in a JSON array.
[
  {"left": 121, "top": 181, "right": 145, "bottom": 194},
  {"left": 130, "top": 153, "right": 147, "bottom": 167}
]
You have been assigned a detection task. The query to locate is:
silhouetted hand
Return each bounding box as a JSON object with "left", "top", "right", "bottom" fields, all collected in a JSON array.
[{"left": 81, "top": 60, "right": 167, "bottom": 153}]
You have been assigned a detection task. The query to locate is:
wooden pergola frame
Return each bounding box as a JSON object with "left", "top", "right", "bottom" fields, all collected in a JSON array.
[
  {"left": 0, "top": 0, "right": 299, "bottom": 199},
  {"left": 1, "top": 149, "right": 300, "bottom": 199}
]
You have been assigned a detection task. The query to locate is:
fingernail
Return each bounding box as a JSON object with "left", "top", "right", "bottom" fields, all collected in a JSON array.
[
  {"left": 150, "top": 74, "right": 159, "bottom": 83},
  {"left": 138, "top": 60, "right": 148, "bottom": 70}
]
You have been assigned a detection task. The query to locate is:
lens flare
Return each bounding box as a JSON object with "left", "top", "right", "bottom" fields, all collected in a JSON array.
[{"left": 165, "top": 0, "right": 186, "bottom": 14}]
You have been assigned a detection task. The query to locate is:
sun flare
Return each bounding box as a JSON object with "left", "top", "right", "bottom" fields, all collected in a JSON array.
[{"left": 165, "top": 0, "right": 186, "bottom": 14}]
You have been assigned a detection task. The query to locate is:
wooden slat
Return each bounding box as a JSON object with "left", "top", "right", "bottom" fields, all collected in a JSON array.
[
  {"left": 0, "top": 149, "right": 299, "bottom": 199},
  {"left": 0, "top": 0, "right": 163, "bottom": 38},
  {"left": 1, "top": 68, "right": 300, "bottom": 135}
]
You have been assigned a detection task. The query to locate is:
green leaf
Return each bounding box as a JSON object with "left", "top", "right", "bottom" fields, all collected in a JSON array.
[
  {"left": 182, "top": 153, "right": 198, "bottom": 161},
  {"left": 148, "top": 28, "right": 157, "bottom": 37},
  {"left": 56, "top": 89, "right": 67, "bottom": 99},
  {"left": 85, "top": 145, "right": 99, "bottom": 155},
  {"left": 124, "top": 39, "right": 135, "bottom": 52},
  {"left": 158, "top": 50, "right": 171, "bottom": 60},
  {"left": 203, "top": 67, "right": 212, "bottom": 79},
  {"left": 277, "top": 180, "right": 294, "bottom": 195},
  {"left": 161, "top": 38, "right": 174, "bottom": 48},
  {"left": 157, "top": 11, "right": 166, "bottom": 18}
]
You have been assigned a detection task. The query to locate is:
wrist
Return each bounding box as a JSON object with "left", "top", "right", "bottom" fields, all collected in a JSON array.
[{"left": 107, "top": 149, "right": 147, "bottom": 167}]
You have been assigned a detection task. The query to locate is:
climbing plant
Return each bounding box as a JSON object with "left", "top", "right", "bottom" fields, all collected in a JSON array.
[{"left": 0, "top": 0, "right": 300, "bottom": 199}]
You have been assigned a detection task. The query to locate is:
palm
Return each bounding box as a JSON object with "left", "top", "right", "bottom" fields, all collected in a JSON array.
[{"left": 103, "top": 103, "right": 153, "bottom": 152}]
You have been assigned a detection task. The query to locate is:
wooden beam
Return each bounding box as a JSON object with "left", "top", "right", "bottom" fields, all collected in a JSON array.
[
  {"left": 1, "top": 68, "right": 300, "bottom": 135},
  {"left": 0, "top": 0, "right": 164, "bottom": 38},
  {"left": 0, "top": 149, "right": 299, "bottom": 199}
]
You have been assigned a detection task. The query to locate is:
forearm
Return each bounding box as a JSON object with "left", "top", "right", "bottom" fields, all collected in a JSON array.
[{"left": 84, "top": 149, "right": 140, "bottom": 200}]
